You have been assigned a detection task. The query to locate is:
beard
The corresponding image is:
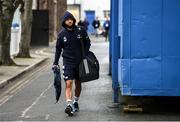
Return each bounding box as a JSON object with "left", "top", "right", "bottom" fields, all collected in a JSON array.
[{"left": 65, "top": 24, "right": 73, "bottom": 29}]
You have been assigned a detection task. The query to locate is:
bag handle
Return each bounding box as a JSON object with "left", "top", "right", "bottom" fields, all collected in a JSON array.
[{"left": 77, "top": 27, "right": 86, "bottom": 58}]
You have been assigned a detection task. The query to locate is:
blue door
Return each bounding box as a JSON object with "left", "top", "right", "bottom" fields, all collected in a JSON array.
[{"left": 85, "top": 11, "right": 95, "bottom": 33}]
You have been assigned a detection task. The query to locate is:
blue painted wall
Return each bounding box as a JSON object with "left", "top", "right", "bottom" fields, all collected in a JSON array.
[{"left": 116, "top": 0, "right": 180, "bottom": 96}]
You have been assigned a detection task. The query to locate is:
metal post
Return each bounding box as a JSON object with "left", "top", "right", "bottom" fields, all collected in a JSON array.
[{"left": 110, "top": 0, "right": 120, "bottom": 103}]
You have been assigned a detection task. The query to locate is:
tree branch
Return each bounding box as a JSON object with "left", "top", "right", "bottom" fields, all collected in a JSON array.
[{"left": 0, "top": 0, "right": 3, "bottom": 16}]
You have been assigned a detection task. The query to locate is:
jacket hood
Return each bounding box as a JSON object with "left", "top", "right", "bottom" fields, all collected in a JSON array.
[{"left": 62, "top": 11, "right": 76, "bottom": 28}]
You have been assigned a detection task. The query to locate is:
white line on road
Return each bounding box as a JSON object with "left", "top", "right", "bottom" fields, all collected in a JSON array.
[
  {"left": 45, "top": 114, "right": 50, "bottom": 120},
  {"left": 0, "top": 79, "right": 30, "bottom": 107},
  {"left": 0, "top": 60, "right": 51, "bottom": 107},
  {"left": 0, "top": 95, "right": 13, "bottom": 107},
  {"left": 21, "top": 82, "right": 53, "bottom": 118}
]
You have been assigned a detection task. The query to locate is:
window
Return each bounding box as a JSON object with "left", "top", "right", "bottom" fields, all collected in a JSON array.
[{"left": 103, "top": 10, "right": 110, "bottom": 18}]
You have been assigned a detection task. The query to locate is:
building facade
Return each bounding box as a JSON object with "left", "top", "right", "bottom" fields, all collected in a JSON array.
[{"left": 67, "top": 0, "right": 110, "bottom": 33}]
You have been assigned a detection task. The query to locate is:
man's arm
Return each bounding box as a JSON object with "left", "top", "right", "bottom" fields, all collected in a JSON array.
[{"left": 53, "top": 34, "right": 63, "bottom": 65}]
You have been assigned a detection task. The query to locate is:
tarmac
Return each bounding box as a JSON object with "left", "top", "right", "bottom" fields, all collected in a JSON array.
[{"left": 0, "top": 47, "right": 50, "bottom": 89}]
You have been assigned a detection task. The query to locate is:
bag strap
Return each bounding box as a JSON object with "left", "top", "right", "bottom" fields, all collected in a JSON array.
[{"left": 77, "top": 27, "right": 86, "bottom": 58}]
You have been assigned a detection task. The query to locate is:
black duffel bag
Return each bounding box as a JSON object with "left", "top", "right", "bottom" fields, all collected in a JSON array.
[{"left": 79, "top": 51, "right": 99, "bottom": 82}]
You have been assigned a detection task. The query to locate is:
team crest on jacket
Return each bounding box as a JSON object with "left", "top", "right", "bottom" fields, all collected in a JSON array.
[
  {"left": 63, "top": 37, "right": 67, "bottom": 42},
  {"left": 77, "top": 34, "right": 81, "bottom": 39}
]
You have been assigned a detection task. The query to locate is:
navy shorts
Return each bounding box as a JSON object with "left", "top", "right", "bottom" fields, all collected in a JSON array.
[{"left": 62, "top": 65, "right": 80, "bottom": 81}]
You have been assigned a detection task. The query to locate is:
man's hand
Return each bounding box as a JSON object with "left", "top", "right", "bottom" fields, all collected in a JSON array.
[{"left": 52, "top": 65, "right": 60, "bottom": 70}]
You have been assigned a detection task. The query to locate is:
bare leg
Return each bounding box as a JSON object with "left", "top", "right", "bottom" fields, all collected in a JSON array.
[
  {"left": 75, "top": 79, "right": 81, "bottom": 97},
  {"left": 65, "top": 80, "right": 73, "bottom": 101},
  {"left": 65, "top": 80, "right": 74, "bottom": 116}
]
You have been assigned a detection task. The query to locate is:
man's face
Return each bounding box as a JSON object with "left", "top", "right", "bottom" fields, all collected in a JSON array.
[{"left": 65, "top": 18, "right": 74, "bottom": 28}]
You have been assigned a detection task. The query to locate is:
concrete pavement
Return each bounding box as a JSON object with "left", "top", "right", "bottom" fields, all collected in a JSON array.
[{"left": 0, "top": 48, "right": 50, "bottom": 89}]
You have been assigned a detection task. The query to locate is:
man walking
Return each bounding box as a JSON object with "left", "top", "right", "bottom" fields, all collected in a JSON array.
[
  {"left": 53, "top": 11, "right": 91, "bottom": 116},
  {"left": 92, "top": 16, "right": 100, "bottom": 37},
  {"left": 103, "top": 17, "right": 110, "bottom": 41},
  {"left": 83, "top": 17, "right": 89, "bottom": 31}
]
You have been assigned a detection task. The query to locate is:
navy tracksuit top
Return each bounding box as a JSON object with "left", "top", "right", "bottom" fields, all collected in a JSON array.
[{"left": 53, "top": 11, "right": 91, "bottom": 66}]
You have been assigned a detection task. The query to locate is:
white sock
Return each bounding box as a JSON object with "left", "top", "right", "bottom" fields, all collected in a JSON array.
[
  {"left": 74, "top": 96, "right": 79, "bottom": 103},
  {"left": 66, "top": 99, "right": 72, "bottom": 106}
]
